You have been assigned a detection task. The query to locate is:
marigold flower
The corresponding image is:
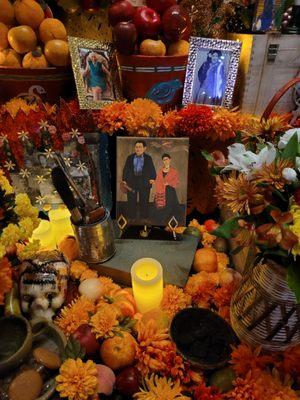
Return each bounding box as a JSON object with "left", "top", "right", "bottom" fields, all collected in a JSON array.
[
  {"left": 193, "top": 383, "right": 223, "bottom": 400},
  {"left": 80, "top": 268, "right": 98, "bottom": 281},
  {"left": 275, "top": 344, "right": 300, "bottom": 378},
  {"left": 56, "top": 358, "right": 98, "bottom": 400},
  {"left": 202, "top": 231, "right": 216, "bottom": 247},
  {"left": 0, "top": 170, "right": 13, "bottom": 194},
  {"left": 160, "top": 110, "right": 182, "bottom": 137},
  {"left": 133, "top": 374, "right": 189, "bottom": 400},
  {"left": 213, "top": 282, "right": 236, "bottom": 309},
  {"left": 98, "top": 276, "right": 121, "bottom": 295},
  {"left": 0, "top": 224, "right": 21, "bottom": 248},
  {"left": 230, "top": 344, "right": 273, "bottom": 377},
  {"left": 3, "top": 98, "right": 38, "bottom": 117},
  {"left": 161, "top": 285, "right": 191, "bottom": 318},
  {"left": 17, "top": 240, "right": 40, "bottom": 261},
  {"left": 216, "top": 252, "right": 229, "bottom": 271},
  {"left": 70, "top": 260, "right": 88, "bottom": 280},
  {"left": 55, "top": 297, "right": 95, "bottom": 336},
  {"left": 94, "top": 101, "right": 128, "bottom": 135},
  {"left": 90, "top": 303, "right": 119, "bottom": 339},
  {"left": 125, "top": 99, "right": 163, "bottom": 136},
  {"left": 211, "top": 108, "right": 239, "bottom": 141},
  {"left": 184, "top": 273, "right": 216, "bottom": 308},
  {"left": 0, "top": 257, "right": 12, "bottom": 305},
  {"left": 176, "top": 104, "right": 213, "bottom": 137}
]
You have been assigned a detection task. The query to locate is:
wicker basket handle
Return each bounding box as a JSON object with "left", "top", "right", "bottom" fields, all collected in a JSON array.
[{"left": 261, "top": 77, "right": 300, "bottom": 121}]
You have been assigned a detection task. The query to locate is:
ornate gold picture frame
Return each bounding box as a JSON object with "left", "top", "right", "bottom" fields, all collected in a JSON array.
[{"left": 68, "top": 36, "right": 123, "bottom": 110}]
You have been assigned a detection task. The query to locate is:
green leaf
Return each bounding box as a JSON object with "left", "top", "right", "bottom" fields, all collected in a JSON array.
[
  {"left": 212, "top": 217, "right": 240, "bottom": 239},
  {"left": 62, "top": 337, "right": 86, "bottom": 361},
  {"left": 287, "top": 264, "right": 300, "bottom": 303},
  {"left": 282, "top": 132, "right": 299, "bottom": 161},
  {"left": 201, "top": 150, "right": 213, "bottom": 162}
]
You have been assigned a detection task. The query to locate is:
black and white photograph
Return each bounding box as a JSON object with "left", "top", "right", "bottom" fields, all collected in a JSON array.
[
  {"left": 68, "top": 37, "right": 122, "bottom": 109},
  {"left": 116, "top": 137, "right": 189, "bottom": 227},
  {"left": 183, "top": 37, "right": 241, "bottom": 108}
]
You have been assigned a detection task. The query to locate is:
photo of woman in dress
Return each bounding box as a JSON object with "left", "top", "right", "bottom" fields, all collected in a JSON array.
[
  {"left": 193, "top": 49, "right": 227, "bottom": 106},
  {"left": 81, "top": 50, "right": 113, "bottom": 101},
  {"left": 154, "top": 153, "right": 180, "bottom": 223}
]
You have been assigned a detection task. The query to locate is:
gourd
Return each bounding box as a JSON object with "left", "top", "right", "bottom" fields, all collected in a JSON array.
[{"left": 22, "top": 48, "right": 49, "bottom": 68}]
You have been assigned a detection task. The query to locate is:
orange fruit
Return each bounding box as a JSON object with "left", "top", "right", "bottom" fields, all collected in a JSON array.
[
  {"left": 14, "top": 0, "right": 44, "bottom": 29},
  {"left": 44, "top": 39, "right": 70, "bottom": 66},
  {"left": 140, "top": 39, "right": 166, "bottom": 56},
  {"left": 22, "top": 48, "right": 49, "bottom": 68},
  {"left": 0, "top": 48, "right": 22, "bottom": 66},
  {"left": 0, "top": 22, "right": 9, "bottom": 51},
  {"left": 38, "top": 18, "right": 67, "bottom": 44},
  {"left": 100, "top": 332, "right": 136, "bottom": 370},
  {"left": 193, "top": 247, "right": 218, "bottom": 273},
  {"left": 8, "top": 25, "right": 37, "bottom": 54},
  {"left": 167, "top": 39, "right": 189, "bottom": 56},
  {"left": 0, "top": 0, "right": 15, "bottom": 26}
]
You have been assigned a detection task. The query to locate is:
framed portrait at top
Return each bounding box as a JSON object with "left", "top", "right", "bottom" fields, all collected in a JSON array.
[
  {"left": 116, "top": 137, "right": 189, "bottom": 228},
  {"left": 68, "top": 36, "right": 123, "bottom": 109},
  {"left": 182, "top": 37, "right": 241, "bottom": 108}
]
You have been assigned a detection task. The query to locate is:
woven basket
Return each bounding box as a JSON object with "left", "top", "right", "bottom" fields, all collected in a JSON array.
[{"left": 231, "top": 259, "right": 300, "bottom": 351}]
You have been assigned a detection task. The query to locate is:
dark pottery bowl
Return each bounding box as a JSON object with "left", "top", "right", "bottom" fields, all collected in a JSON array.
[{"left": 170, "top": 308, "right": 238, "bottom": 370}]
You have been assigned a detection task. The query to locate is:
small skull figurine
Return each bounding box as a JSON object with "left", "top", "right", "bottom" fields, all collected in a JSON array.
[{"left": 20, "top": 250, "right": 69, "bottom": 321}]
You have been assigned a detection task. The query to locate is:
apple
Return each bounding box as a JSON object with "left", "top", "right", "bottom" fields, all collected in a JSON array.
[
  {"left": 72, "top": 324, "right": 100, "bottom": 357},
  {"left": 108, "top": 0, "right": 136, "bottom": 27},
  {"left": 146, "top": 0, "right": 176, "bottom": 14},
  {"left": 96, "top": 364, "right": 116, "bottom": 395},
  {"left": 113, "top": 21, "right": 137, "bottom": 55},
  {"left": 140, "top": 39, "right": 166, "bottom": 56},
  {"left": 115, "top": 367, "right": 140, "bottom": 396},
  {"left": 133, "top": 6, "right": 161, "bottom": 39},
  {"left": 162, "top": 5, "right": 190, "bottom": 41}
]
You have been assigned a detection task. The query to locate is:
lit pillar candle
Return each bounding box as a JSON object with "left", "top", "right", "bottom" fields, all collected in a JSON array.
[
  {"left": 131, "top": 258, "right": 163, "bottom": 313},
  {"left": 48, "top": 205, "right": 74, "bottom": 246},
  {"left": 31, "top": 220, "right": 56, "bottom": 250}
]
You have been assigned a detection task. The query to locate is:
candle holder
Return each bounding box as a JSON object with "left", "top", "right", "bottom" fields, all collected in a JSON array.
[{"left": 131, "top": 257, "right": 163, "bottom": 313}]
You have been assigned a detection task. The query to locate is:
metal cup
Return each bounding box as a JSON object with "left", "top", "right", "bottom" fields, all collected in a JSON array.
[{"left": 72, "top": 209, "right": 116, "bottom": 263}]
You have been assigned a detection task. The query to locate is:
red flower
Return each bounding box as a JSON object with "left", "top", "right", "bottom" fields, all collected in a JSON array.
[
  {"left": 177, "top": 104, "right": 214, "bottom": 137},
  {"left": 213, "top": 282, "right": 237, "bottom": 308},
  {"left": 193, "top": 383, "right": 224, "bottom": 400}
]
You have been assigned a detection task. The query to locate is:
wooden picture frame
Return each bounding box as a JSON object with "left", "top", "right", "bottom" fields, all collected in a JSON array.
[
  {"left": 68, "top": 36, "right": 123, "bottom": 110},
  {"left": 183, "top": 37, "right": 241, "bottom": 108}
]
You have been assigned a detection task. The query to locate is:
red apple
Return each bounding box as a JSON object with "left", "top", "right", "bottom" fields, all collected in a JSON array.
[
  {"left": 72, "top": 324, "right": 100, "bottom": 357},
  {"left": 162, "top": 5, "right": 190, "bottom": 41},
  {"left": 115, "top": 367, "right": 140, "bottom": 396},
  {"left": 146, "top": 0, "right": 176, "bottom": 15},
  {"left": 113, "top": 21, "right": 137, "bottom": 55},
  {"left": 133, "top": 6, "right": 161, "bottom": 39},
  {"left": 108, "top": 0, "right": 136, "bottom": 27}
]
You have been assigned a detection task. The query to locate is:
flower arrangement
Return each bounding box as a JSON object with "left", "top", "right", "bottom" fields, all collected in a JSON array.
[{"left": 208, "top": 128, "right": 300, "bottom": 300}]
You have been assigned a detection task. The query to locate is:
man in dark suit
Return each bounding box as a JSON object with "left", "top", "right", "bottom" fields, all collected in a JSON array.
[{"left": 122, "top": 140, "right": 156, "bottom": 220}]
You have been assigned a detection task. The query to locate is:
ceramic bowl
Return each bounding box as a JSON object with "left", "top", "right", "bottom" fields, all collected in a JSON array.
[{"left": 170, "top": 308, "right": 238, "bottom": 370}]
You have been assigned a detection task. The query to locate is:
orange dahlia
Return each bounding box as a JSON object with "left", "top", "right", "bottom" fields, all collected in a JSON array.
[
  {"left": 161, "top": 285, "right": 191, "bottom": 318},
  {"left": 55, "top": 296, "right": 95, "bottom": 336},
  {"left": 0, "top": 257, "right": 12, "bottom": 305},
  {"left": 230, "top": 344, "right": 274, "bottom": 377},
  {"left": 90, "top": 303, "right": 119, "bottom": 339},
  {"left": 125, "top": 99, "right": 163, "bottom": 136},
  {"left": 254, "top": 159, "right": 293, "bottom": 191},
  {"left": 211, "top": 108, "right": 239, "bottom": 141}
]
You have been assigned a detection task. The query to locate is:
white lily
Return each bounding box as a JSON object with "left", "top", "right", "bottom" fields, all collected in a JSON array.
[
  {"left": 278, "top": 128, "right": 300, "bottom": 149},
  {"left": 222, "top": 142, "right": 276, "bottom": 175},
  {"left": 282, "top": 167, "right": 298, "bottom": 182}
]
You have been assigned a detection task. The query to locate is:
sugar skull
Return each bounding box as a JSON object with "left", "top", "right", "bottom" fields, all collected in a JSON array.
[{"left": 20, "top": 250, "right": 69, "bottom": 320}]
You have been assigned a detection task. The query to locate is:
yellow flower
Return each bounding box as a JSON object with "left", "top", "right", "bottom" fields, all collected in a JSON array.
[
  {"left": 80, "top": 269, "right": 98, "bottom": 281},
  {"left": 14, "top": 193, "right": 39, "bottom": 221},
  {"left": 17, "top": 240, "right": 40, "bottom": 261},
  {"left": 217, "top": 252, "right": 229, "bottom": 271},
  {"left": 0, "top": 244, "right": 5, "bottom": 259},
  {"left": 18, "top": 217, "right": 35, "bottom": 241},
  {"left": 0, "top": 257, "right": 12, "bottom": 305},
  {"left": 3, "top": 98, "right": 38, "bottom": 117},
  {"left": 202, "top": 231, "right": 216, "bottom": 247},
  {"left": 0, "top": 224, "right": 20, "bottom": 247},
  {"left": 55, "top": 297, "right": 95, "bottom": 336},
  {"left": 70, "top": 260, "right": 88, "bottom": 280},
  {"left": 90, "top": 303, "right": 119, "bottom": 339},
  {"left": 98, "top": 276, "right": 121, "bottom": 296},
  {"left": 254, "top": 159, "right": 293, "bottom": 191},
  {"left": 0, "top": 170, "right": 13, "bottom": 194},
  {"left": 125, "top": 99, "right": 163, "bottom": 136},
  {"left": 161, "top": 285, "right": 191, "bottom": 318},
  {"left": 290, "top": 203, "right": 300, "bottom": 256},
  {"left": 56, "top": 358, "right": 98, "bottom": 400},
  {"left": 133, "top": 374, "right": 189, "bottom": 400}
]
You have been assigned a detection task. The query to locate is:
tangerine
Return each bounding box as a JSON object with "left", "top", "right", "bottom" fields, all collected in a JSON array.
[{"left": 193, "top": 247, "right": 218, "bottom": 273}]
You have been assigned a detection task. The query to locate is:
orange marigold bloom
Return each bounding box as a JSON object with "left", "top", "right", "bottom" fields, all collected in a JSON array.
[
  {"left": 216, "top": 252, "right": 229, "bottom": 271},
  {"left": 94, "top": 101, "right": 128, "bottom": 135},
  {"left": 161, "top": 285, "right": 191, "bottom": 318},
  {"left": 275, "top": 345, "right": 300, "bottom": 377},
  {"left": 125, "top": 99, "right": 163, "bottom": 136},
  {"left": 184, "top": 274, "right": 216, "bottom": 308},
  {"left": 136, "top": 319, "right": 173, "bottom": 376},
  {"left": 90, "top": 303, "right": 119, "bottom": 339},
  {"left": 160, "top": 110, "right": 182, "bottom": 136},
  {"left": 55, "top": 296, "right": 95, "bottom": 336},
  {"left": 80, "top": 269, "right": 98, "bottom": 281},
  {"left": 56, "top": 358, "right": 98, "bottom": 400},
  {"left": 215, "top": 174, "right": 259, "bottom": 214},
  {"left": 225, "top": 376, "right": 256, "bottom": 400},
  {"left": 254, "top": 159, "right": 293, "bottom": 191},
  {"left": 202, "top": 231, "right": 216, "bottom": 247},
  {"left": 98, "top": 276, "right": 121, "bottom": 296},
  {"left": 70, "top": 260, "right": 88, "bottom": 280},
  {"left": 230, "top": 344, "right": 274, "bottom": 377},
  {"left": 0, "top": 257, "right": 12, "bottom": 305},
  {"left": 211, "top": 108, "right": 239, "bottom": 141},
  {"left": 213, "top": 282, "right": 237, "bottom": 308}
]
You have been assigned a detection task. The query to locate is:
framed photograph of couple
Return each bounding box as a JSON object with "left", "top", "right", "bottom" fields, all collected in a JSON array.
[
  {"left": 183, "top": 37, "right": 241, "bottom": 108},
  {"left": 116, "top": 137, "right": 189, "bottom": 227},
  {"left": 68, "top": 36, "right": 123, "bottom": 109}
]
